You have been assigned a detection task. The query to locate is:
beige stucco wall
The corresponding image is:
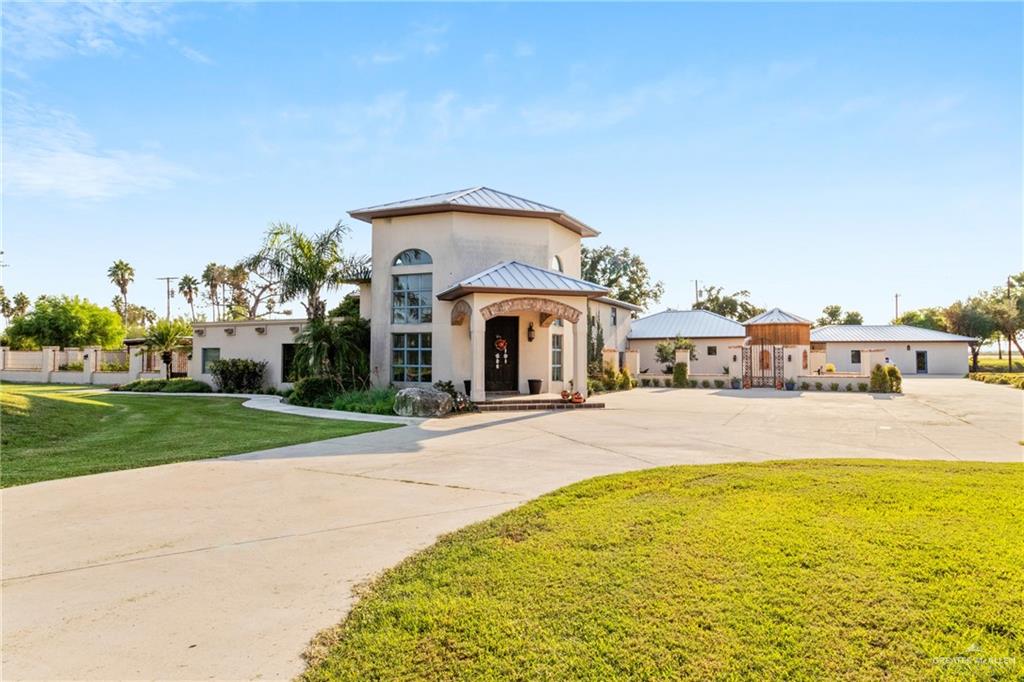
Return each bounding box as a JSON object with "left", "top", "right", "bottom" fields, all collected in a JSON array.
[
  {"left": 823, "top": 341, "right": 968, "bottom": 375},
  {"left": 190, "top": 320, "right": 303, "bottom": 389},
  {"left": 366, "top": 210, "right": 591, "bottom": 394},
  {"left": 630, "top": 337, "right": 744, "bottom": 375},
  {"left": 589, "top": 300, "right": 631, "bottom": 352}
]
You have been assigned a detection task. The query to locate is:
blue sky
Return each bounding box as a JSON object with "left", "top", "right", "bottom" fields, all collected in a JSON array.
[{"left": 2, "top": 2, "right": 1021, "bottom": 323}]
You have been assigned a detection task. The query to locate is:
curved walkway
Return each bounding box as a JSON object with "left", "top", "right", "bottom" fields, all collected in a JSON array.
[{"left": 2, "top": 378, "right": 1020, "bottom": 680}]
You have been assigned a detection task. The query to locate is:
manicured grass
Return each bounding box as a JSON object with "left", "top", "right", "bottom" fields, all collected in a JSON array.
[
  {"left": 975, "top": 355, "right": 1023, "bottom": 373},
  {"left": 304, "top": 460, "right": 1023, "bottom": 681},
  {"left": 0, "top": 384, "right": 399, "bottom": 487}
]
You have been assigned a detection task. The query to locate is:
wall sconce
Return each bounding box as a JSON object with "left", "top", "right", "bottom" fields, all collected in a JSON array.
[
  {"left": 906, "top": 345, "right": 911, "bottom": 351},
  {"left": 732, "top": 354, "right": 737, "bottom": 362},
  {"left": 527, "top": 322, "right": 536, "bottom": 342},
  {"left": 787, "top": 354, "right": 792, "bottom": 362}
]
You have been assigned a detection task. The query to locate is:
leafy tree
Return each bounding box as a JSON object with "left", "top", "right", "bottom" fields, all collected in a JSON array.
[
  {"left": 12, "top": 292, "right": 31, "bottom": 318},
  {"left": 140, "top": 318, "right": 192, "bottom": 379},
  {"left": 328, "top": 294, "right": 362, "bottom": 319},
  {"left": 693, "top": 285, "right": 765, "bottom": 321},
  {"left": 5, "top": 296, "right": 124, "bottom": 349},
  {"left": 984, "top": 288, "right": 1023, "bottom": 367},
  {"left": 244, "top": 222, "right": 367, "bottom": 322},
  {"left": 655, "top": 336, "right": 694, "bottom": 373},
  {"left": 581, "top": 245, "right": 664, "bottom": 311},
  {"left": 945, "top": 298, "right": 997, "bottom": 372},
  {"left": 112, "top": 298, "right": 157, "bottom": 328},
  {"left": 817, "top": 305, "right": 863, "bottom": 326},
  {"left": 293, "top": 316, "right": 370, "bottom": 390},
  {"left": 107, "top": 260, "right": 135, "bottom": 326},
  {"left": 892, "top": 307, "right": 947, "bottom": 331},
  {"left": 0, "top": 287, "right": 9, "bottom": 321},
  {"left": 178, "top": 275, "right": 200, "bottom": 320}
]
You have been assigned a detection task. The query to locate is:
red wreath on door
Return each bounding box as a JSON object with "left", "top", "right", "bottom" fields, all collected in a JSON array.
[{"left": 494, "top": 337, "right": 508, "bottom": 352}]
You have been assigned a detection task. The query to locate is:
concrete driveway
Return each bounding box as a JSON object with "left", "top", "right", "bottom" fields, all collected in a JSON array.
[{"left": 3, "top": 377, "right": 1020, "bottom": 680}]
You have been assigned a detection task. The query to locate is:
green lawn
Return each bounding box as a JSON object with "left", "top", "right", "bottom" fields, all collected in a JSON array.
[
  {"left": 976, "top": 355, "right": 1024, "bottom": 373},
  {"left": 304, "top": 460, "right": 1023, "bottom": 681},
  {"left": 0, "top": 384, "right": 399, "bottom": 487}
]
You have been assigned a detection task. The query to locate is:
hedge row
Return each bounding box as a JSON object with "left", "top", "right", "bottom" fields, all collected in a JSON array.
[{"left": 968, "top": 372, "right": 1024, "bottom": 389}]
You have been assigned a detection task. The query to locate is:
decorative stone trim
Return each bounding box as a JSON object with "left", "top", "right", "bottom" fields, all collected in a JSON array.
[
  {"left": 480, "top": 297, "right": 582, "bottom": 324},
  {"left": 450, "top": 300, "right": 472, "bottom": 326}
]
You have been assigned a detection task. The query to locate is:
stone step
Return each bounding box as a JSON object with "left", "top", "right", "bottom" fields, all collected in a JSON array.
[{"left": 476, "top": 400, "right": 604, "bottom": 412}]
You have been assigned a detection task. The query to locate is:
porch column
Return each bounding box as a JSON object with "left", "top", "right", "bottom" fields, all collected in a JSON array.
[
  {"left": 470, "top": 310, "right": 486, "bottom": 402},
  {"left": 573, "top": 317, "right": 587, "bottom": 398}
]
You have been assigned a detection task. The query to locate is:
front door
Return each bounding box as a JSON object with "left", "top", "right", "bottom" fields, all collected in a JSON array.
[
  {"left": 485, "top": 316, "right": 519, "bottom": 392},
  {"left": 916, "top": 350, "right": 928, "bottom": 374}
]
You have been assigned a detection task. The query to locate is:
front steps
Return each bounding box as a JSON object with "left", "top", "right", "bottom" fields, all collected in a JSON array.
[{"left": 477, "top": 397, "right": 605, "bottom": 412}]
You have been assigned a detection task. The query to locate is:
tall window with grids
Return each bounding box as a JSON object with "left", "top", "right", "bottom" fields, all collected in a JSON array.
[
  {"left": 392, "top": 333, "right": 432, "bottom": 382},
  {"left": 391, "top": 273, "right": 432, "bottom": 324},
  {"left": 551, "top": 334, "right": 563, "bottom": 381}
]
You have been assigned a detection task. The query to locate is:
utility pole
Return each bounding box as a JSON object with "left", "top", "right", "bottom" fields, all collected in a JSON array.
[
  {"left": 157, "top": 277, "right": 178, "bottom": 320},
  {"left": 894, "top": 293, "right": 900, "bottom": 320},
  {"left": 691, "top": 280, "right": 700, "bottom": 308}
]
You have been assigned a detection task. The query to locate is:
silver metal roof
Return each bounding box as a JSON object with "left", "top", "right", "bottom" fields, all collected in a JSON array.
[
  {"left": 810, "top": 325, "right": 976, "bottom": 343},
  {"left": 744, "top": 308, "right": 811, "bottom": 325},
  {"left": 436, "top": 260, "right": 609, "bottom": 300},
  {"left": 628, "top": 309, "right": 746, "bottom": 339},
  {"left": 348, "top": 186, "right": 599, "bottom": 237}
]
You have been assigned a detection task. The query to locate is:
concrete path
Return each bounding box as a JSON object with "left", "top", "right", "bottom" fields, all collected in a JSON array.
[{"left": 2, "top": 378, "right": 1020, "bottom": 680}]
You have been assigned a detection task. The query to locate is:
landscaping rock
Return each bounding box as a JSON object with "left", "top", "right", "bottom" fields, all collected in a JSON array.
[{"left": 394, "top": 387, "right": 452, "bottom": 417}]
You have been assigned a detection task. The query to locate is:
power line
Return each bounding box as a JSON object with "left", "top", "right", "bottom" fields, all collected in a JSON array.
[{"left": 156, "top": 277, "right": 178, "bottom": 320}]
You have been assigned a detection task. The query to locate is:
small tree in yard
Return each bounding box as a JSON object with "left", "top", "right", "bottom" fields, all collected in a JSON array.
[
  {"left": 141, "top": 319, "right": 192, "bottom": 379},
  {"left": 655, "top": 336, "right": 694, "bottom": 373}
]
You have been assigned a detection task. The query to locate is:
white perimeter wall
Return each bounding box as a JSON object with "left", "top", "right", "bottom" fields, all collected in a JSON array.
[{"left": 824, "top": 341, "right": 968, "bottom": 375}]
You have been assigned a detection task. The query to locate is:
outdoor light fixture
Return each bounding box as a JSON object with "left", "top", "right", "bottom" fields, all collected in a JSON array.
[
  {"left": 907, "top": 345, "right": 911, "bottom": 351},
  {"left": 527, "top": 322, "right": 536, "bottom": 342},
  {"left": 787, "top": 354, "right": 792, "bottom": 362}
]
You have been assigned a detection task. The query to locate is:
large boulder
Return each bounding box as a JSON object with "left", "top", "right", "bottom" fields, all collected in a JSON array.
[{"left": 394, "top": 386, "right": 453, "bottom": 418}]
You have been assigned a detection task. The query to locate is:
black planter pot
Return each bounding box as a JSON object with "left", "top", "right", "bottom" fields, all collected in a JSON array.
[
  {"left": 463, "top": 380, "right": 472, "bottom": 396},
  {"left": 527, "top": 379, "right": 542, "bottom": 395}
]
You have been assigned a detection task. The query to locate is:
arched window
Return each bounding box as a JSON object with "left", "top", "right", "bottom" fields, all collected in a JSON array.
[
  {"left": 550, "top": 255, "right": 563, "bottom": 272},
  {"left": 393, "top": 249, "right": 432, "bottom": 266}
]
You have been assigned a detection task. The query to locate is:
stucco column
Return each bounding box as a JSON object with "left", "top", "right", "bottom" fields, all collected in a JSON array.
[
  {"left": 128, "top": 346, "right": 145, "bottom": 379},
  {"left": 41, "top": 346, "right": 58, "bottom": 376},
  {"left": 0, "top": 347, "right": 7, "bottom": 371},
  {"left": 573, "top": 317, "right": 587, "bottom": 398},
  {"left": 470, "top": 310, "right": 486, "bottom": 402},
  {"left": 82, "top": 346, "right": 100, "bottom": 384}
]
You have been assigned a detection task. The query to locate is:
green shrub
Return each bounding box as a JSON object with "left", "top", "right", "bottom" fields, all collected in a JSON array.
[
  {"left": 587, "top": 378, "right": 603, "bottom": 394},
  {"left": 208, "top": 358, "right": 268, "bottom": 393},
  {"left": 814, "top": 381, "right": 824, "bottom": 391},
  {"left": 617, "top": 369, "right": 633, "bottom": 391},
  {"left": 111, "top": 378, "right": 211, "bottom": 393},
  {"left": 289, "top": 375, "right": 342, "bottom": 407},
  {"left": 672, "top": 362, "right": 688, "bottom": 388},
  {"left": 701, "top": 379, "right": 711, "bottom": 388},
  {"left": 800, "top": 381, "right": 810, "bottom": 391},
  {"left": 824, "top": 363, "right": 836, "bottom": 373},
  {"left": 713, "top": 379, "right": 725, "bottom": 389},
  {"left": 99, "top": 361, "right": 129, "bottom": 372},
  {"left": 829, "top": 383, "right": 840, "bottom": 392},
  {"left": 885, "top": 365, "right": 902, "bottom": 393},
  {"left": 58, "top": 361, "right": 85, "bottom": 371},
  {"left": 688, "top": 379, "right": 697, "bottom": 388},
  {"left": 332, "top": 388, "right": 398, "bottom": 415},
  {"left": 160, "top": 378, "right": 212, "bottom": 393},
  {"left": 869, "top": 364, "right": 889, "bottom": 393},
  {"left": 968, "top": 372, "right": 1024, "bottom": 389},
  {"left": 640, "top": 377, "right": 651, "bottom": 387},
  {"left": 858, "top": 382, "right": 869, "bottom": 392},
  {"left": 845, "top": 384, "right": 854, "bottom": 392}
]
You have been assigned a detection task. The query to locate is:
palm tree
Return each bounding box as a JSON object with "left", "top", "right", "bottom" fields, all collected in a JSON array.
[
  {"left": 178, "top": 275, "right": 199, "bottom": 320},
  {"left": 107, "top": 260, "right": 135, "bottom": 325},
  {"left": 293, "top": 316, "right": 370, "bottom": 389},
  {"left": 140, "top": 319, "right": 192, "bottom": 379},
  {"left": 201, "top": 263, "right": 223, "bottom": 321},
  {"left": 11, "top": 292, "right": 31, "bottom": 318},
  {"left": 244, "top": 221, "right": 368, "bottom": 321}
]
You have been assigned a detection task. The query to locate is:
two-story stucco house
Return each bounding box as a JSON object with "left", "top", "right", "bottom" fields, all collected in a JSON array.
[{"left": 190, "top": 187, "right": 638, "bottom": 400}]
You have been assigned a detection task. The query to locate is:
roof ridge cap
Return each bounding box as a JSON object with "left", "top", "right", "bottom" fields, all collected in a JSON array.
[{"left": 447, "top": 186, "right": 485, "bottom": 203}]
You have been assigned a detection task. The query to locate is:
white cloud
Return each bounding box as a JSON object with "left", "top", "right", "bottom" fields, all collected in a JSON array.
[
  {"left": 353, "top": 21, "right": 449, "bottom": 66},
  {"left": 1, "top": 2, "right": 169, "bottom": 64},
  {"left": 2, "top": 93, "right": 192, "bottom": 200},
  {"left": 514, "top": 42, "right": 535, "bottom": 58}
]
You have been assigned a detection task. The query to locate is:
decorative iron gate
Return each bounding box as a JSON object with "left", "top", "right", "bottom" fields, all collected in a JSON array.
[{"left": 742, "top": 344, "right": 785, "bottom": 389}]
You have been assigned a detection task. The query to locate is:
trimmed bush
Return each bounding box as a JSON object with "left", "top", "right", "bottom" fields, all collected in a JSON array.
[
  {"left": 111, "top": 378, "right": 211, "bottom": 393},
  {"left": 289, "top": 375, "right": 342, "bottom": 407},
  {"left": 869, "top": 364, "right": 888, "bottom": 393},
  {"left": 968, "top": 372, "right": 1024, "bottom": 389},
  {"left": 885, "top": 365, "right": 902, "bottom": 393},
  {"left": 618, "top": 369, "right": 633, "bottom": 391},
  {"left": 640, "top": 377, "right": 651, "bottom": 387},
  {"left": 332, "top": 388, "right": 398, "bottom": 415},
  {"left": 800, "top": 381, "right": 810, "bottom": 391},
  {"left": 588, "top": 378, "right": 603, "bottom": 394},
  {"left": 858, "top": 382, "right": 869, "bottom": 392},
  {"left": 672, "top": 362, "right": 688, "bottom": 388},
  {"left": 829, "top": 383, "right": 840, "bottom": 392},
  {"left": 845, "top": 384, "right": 854, "bottom": 392},
  {"left": 713, "top": 379, "right": 725, "bottom": 389},
  {"left": 688, "top": 379, "right": 697, "bottom": 388},
  {"left": 58, "top": 361, "right": 85, "bottom": 371},
  {"left": 209, "top": 358, "right": 268, "bottom": 393},
  {"left": 99, "top": 360, "right": 129, "bottom": 372},
  {"left": 701, "top": 379, "right": 711, "bottom": 388},
  {"left": 824, "top": 363, "right": 836, "bottom": 373},
  {"left": 814, "top": 381, "right": 824, "bottom": 391}
]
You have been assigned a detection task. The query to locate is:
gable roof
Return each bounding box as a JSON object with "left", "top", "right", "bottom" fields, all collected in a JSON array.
[
  {"left": 436, "top": 260, "right": 609, "bottom": 300},
  {"left": 628, "top": 309, "right": 746, "bottom": 340},
  {"left": 744, "top": 308, "right": 811, "bottom": 325},
  {"left": 810, "top": 325, "right": 976, "bottom": 343},
  {"left": 348, "top": 186, "right": 599, "bottom": 237}
]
